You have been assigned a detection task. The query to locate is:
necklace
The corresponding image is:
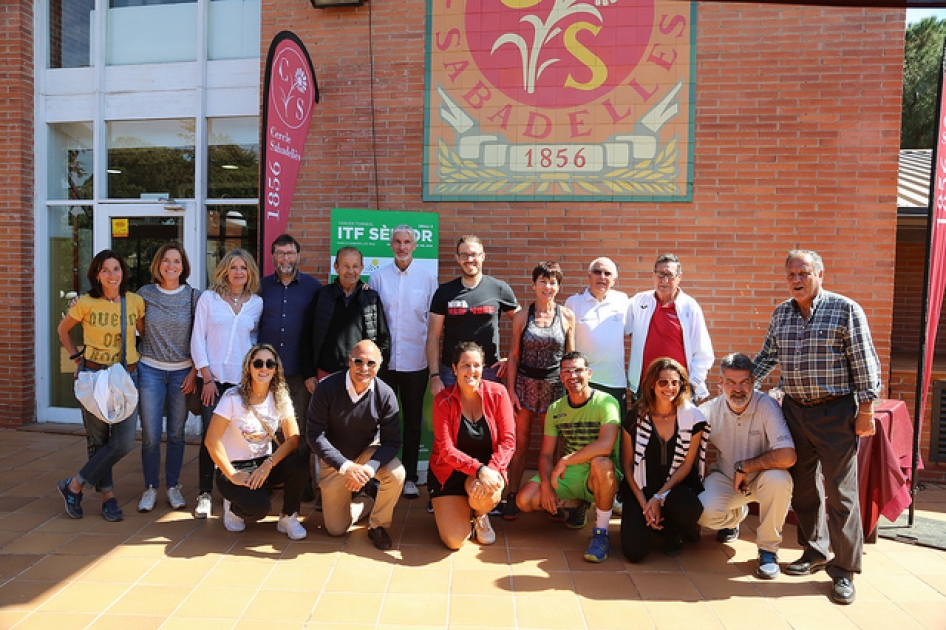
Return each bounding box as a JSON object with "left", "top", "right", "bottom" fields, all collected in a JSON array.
[
  {"left": 651, "top": 409, "right": 677, "bottom": 422},
  {"left": 229, "top": 291, "right": 244, "bottom": 305}
]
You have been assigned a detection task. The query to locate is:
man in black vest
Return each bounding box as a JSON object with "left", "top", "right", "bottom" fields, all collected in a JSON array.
[{"left": 310, "top": 246, "right": 390, "bottom": 380}]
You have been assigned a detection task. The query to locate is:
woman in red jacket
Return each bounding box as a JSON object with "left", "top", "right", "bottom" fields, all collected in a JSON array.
[{"left": 430, "top": 341, "right": 516, "bottom": 550}]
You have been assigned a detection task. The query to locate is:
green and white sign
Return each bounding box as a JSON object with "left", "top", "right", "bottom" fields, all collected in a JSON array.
[{"left": 330, "top": 208, "right": 439, "bottom": 281}]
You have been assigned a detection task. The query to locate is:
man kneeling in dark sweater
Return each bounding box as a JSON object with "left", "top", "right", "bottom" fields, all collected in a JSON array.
[{"left": 307, "top": 340, "right": 405, "bottom": 550}]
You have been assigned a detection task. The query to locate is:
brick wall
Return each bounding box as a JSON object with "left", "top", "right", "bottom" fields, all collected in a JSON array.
[
  {"left": 0, "top": 1, "right": 35, "bottom": 428},
  {"left": 266, "top": 2, "right": 904, "bottom": 374}
]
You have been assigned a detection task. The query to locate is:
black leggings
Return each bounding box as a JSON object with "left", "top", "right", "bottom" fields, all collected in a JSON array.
[
  {"left": 620, "top": 481, "right": 703, "bottom": 563},
  {"left": 214, "top": 451, "right": 309, "bottom": 520}
]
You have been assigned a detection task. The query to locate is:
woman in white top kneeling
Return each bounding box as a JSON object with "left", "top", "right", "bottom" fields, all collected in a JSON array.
[{"left": 204, "top": 343, "right": 308, "bottom": 540}]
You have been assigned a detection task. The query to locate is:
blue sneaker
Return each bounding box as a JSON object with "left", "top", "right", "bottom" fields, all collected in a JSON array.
[
  {"left": 756, "top": 550, "right": 780, "bottom": 579},
  {"left": 102, "top": 497, "right": 124, "bottom": 522},
  {"left": 583, "top": 527, "right": 611, "bottom": 563},
  {"left": 57, "top": 478, "right": 83, "bottom": 519}
]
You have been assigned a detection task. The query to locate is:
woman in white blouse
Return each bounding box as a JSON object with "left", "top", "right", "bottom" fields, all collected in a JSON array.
[
  {"left": 190, "top": 248, "right": 263, "bottom": 519},
  {"left": 204, "top": 344, "right": 308, "bottom": 539}
]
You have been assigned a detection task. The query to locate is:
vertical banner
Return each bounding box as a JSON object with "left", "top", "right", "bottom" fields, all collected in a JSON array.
[
  {"left": 330, "top": 209, "right": 440, "bottom": 479},
  {"left": 260, "top": 31, "right": 319, "bottom": 276},
  {"left": 424, "top": 0, "right": 696, "bottom": 202},
  {"left": 921, "top": 46, "right": 946, "bottom": 448}
]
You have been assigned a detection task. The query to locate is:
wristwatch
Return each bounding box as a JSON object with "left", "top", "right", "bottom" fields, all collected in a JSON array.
[
  {"left": 653, "top": 490, "right": 670, "bottom": 506},
  {"left": 734, "top": 460, "right": 746, "bottom": 474}
]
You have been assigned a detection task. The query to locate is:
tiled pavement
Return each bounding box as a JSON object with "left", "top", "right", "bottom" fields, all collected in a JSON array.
[{"left": 1, "top": 428, "right": 945, "bottom": 629}]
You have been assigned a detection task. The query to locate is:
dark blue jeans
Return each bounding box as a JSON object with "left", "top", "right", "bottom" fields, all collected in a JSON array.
[{"left": 76, "top": 366, "right": 139, "bottom": 493}]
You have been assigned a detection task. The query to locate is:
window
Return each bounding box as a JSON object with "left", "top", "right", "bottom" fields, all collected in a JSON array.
[{"left": 107, "top": 119, "right": 196, "bottom": 199}]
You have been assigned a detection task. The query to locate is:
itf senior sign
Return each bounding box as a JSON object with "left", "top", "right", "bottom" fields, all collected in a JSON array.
[
  {"left": 260, "top": 32, "right": 319, "bottom": 276},
  {"left": 424, "top": 0, "right": 695, "bottom": 202}
]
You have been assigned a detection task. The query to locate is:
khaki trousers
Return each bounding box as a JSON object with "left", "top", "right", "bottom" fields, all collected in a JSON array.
[
  {"left": 319, "top": 447, "right": 405, "bottom": 536},
  {"left": 698, "top": 469, "right": 793, "bottom": 553}
]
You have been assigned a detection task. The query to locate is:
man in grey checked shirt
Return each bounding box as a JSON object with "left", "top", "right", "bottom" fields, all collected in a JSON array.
[{"left": 753, "top": 249, "right": 881, "bottom": 606}]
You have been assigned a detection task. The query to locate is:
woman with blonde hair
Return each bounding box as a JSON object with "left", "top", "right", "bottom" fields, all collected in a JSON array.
[
  {"left": 190, "top": 248, "right": 263, "bottom": 518},
  {"left": 204, "top": 344, "right": 308, "bottom": 539}
]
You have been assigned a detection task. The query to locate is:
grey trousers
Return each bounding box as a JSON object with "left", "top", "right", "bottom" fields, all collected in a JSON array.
[{"left": 782, "top": 394, "right": 862, "bottom": 580}]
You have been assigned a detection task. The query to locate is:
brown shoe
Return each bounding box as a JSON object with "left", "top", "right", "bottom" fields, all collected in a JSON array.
[{"left": 368, "top": 526, "right": 393, "bottom": 550}]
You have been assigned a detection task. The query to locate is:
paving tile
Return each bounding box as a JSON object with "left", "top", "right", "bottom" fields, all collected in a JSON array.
[
  {"left": 578, "top": 597, "right": 654, "bottom": 629},
  {"left": 386, "top": 565, "right": 450, "bottom": 594},
  {"left": 175, "top": 586, "right": 257, "bottom": 618},
  {"left": 644, "top": 600, "right": 725, "bottom": 629},
  {"left": 0, "top": 580, "right": 62, "bottom": 610},
  {"left": 242, "top": 588, "right": 320, "bottom": 621},
  {"left": 839, "top": 601, "right": 927, "bottom": 630},
  {"left": 379, "top": 591, "right": 448, "bottom": 625},
  {"left": 86, "top": 614, "right": 166, "bottom": 629},
  {"left": 447, "top": 594, "right": 516, "bottom": 627},
  {"left": 514, "top": 593, "right": 586, "bottom": 628},
  {"left": 707, "top": 598, "right": 792, "bottom": 630},
  {"left": 11, "top": 611, "right": 98, "bottom": 629},
  {"left": 37, "top": 581, "right": 130, "bottom": 613},
  {"left": 0, "top": 553, "right": 43, "bottom": 579},
  {"left": 310, "top": 591, "right": 383, "bottom": 624},
  {"left": 324, "top": 562, "right": 393, "bottom": 592},
  {"left": 632, "top": 572, "right": 702, "bottom": 602},
  {"left": 451, "top": 566, "right": 513, "bottom": 595},
  {"left": 107, "top": 584, "right": 193, "bottom": 616}
]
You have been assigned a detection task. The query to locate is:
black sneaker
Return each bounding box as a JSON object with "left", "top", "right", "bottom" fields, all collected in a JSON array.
[
  {"left": 501, "top": 493, "right": 519, "bottom": 521},
  {"left": 57, "top": 478, "right": 83, "bottom": 519},
  {"left": 101, "top": 497, "right": 124, "bottom": 522},
  {"left": 565, "top": 500, "right": 590, "bottom": 529},
  {"left": 716, "top": 526, "right": 739, "bottom": 543},
  {"left": 368, "top": 526, "right": 393, "bottom": 551},
  {"left": 426, "top": 498, "right": 434, "bottom": 514},
  {"left": 301, "top": 484, "right": 316, "bottom": 503},
  {"left": 664, "top": 535, "right": 684, "bottom": 557}
]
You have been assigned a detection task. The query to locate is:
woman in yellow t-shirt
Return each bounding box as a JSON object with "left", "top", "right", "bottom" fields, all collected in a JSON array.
[{"left": 56, "top": 250, "right": 145, "bottom": 523}]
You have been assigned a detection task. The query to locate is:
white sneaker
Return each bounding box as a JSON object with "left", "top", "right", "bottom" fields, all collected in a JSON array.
[
  {"left": 222, "top": 499, "right": 244, "bottom": 532},
  {"left": 194, "top": 492, "right": 212, "bottom": 519},
  {"left": 277, "top": 512, "right": 307, "bottom": 540},
  {"left": 403, "top": 480, "right": 420, "bottom": 499},
  {"left": 611, "top": 497, "right": 623, "bottom": 516},
  {"left": 167, "top": 485, "right": 186, "bottom": 510},
  {"left": 138, "top": 487, "right": 157, "bottom": 512},
  {"left": 473, "top": 513, "right": 496, "bottom": 545}
]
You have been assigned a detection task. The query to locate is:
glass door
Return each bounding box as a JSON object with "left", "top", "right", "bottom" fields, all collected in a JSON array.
[{"left": 95, "top": 203, "right": 202, "bottom": 293}]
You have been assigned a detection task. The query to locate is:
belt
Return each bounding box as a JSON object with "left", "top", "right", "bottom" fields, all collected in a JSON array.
[
  {"left": 82, "top": 359, "right": 137, "bottom": 373},
  {"left": 791, "top": 393, "right": 847, "bottom": 408}
]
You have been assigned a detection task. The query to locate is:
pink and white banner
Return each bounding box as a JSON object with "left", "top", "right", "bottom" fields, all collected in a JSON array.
[{"left": 260, "top": 31, "right": 319, "bottom": 276}]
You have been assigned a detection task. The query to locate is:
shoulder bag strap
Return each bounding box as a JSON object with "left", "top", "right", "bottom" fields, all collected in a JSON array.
[{"left": 120, "top": 295, "right": 127, "bottom": 368}]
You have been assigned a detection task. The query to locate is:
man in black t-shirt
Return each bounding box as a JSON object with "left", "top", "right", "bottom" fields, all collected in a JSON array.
[{"left": 426, "top": 235, "right": 519, "bottom": 396}]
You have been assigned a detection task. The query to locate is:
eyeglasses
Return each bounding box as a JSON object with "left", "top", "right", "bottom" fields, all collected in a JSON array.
[
  {"left": 654, "top": 272, "right": 678, "bottom": 280},
  {"left": 656, "top": 378, "right": 681, "bottom": 388},
  {"left": 591, "top": 269, "right": 613, "bottom": 277},
  {"left": 350, "top": 357, "right": 379, "bottom": 369},
  {"left": 252, "top": 359, "right": 277, "bottom": 369},
  {"left": 273, "top": 250, "right": 297, "bottom": 259},
  {"left": 457, "top": 252, "right": 483, "bottom": 261},
  {"left": 561, "top": 367, "right": 587, "bottom": 376}
]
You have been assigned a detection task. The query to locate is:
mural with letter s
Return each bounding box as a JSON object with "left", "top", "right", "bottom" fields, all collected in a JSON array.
[{"left": 424, "top": 0, "right": 695, "bottom": 201}]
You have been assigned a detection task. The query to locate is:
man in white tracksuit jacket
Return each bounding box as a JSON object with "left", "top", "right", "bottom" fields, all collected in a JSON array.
[{"left": 626, "top": 253, "right": 714, "bottom": 402}]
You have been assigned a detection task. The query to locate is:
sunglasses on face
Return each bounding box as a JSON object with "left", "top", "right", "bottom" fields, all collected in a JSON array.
[
  {"left": 252, "top": 359, "right": 277, "bottom": 369},
  {"left": 351, "top": 357, "right": 379, "bottom": 369},
  {"left": 561, "top": 367, "right": 587, "bottom": 376},
  {"left": 657, "top": 378, "right": 681, "bottom": 388}
]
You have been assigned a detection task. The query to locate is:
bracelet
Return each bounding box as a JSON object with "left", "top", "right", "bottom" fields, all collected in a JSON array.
[
  {"left": 430, "top": 374, "right": 441, "bottom": 379},
  {"left": 69, "top": 350, "right": 84, "bottom": 360},
  {"left": 202, "top": 380, "right": 214, "bottom": 386},
  {"left": 265, "top": 457, "right": 275, "bottom": 468}
]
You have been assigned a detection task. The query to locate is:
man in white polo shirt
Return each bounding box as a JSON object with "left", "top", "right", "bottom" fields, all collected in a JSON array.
[{"left": 564, "top": 257, "right": 630, "bottom": 419}]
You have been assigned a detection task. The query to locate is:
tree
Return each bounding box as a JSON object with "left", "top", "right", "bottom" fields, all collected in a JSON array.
[{"left": 902, "top": 17, "right": 946, "bottom": 149}]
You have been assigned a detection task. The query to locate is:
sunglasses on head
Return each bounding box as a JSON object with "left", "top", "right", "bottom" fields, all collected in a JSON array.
[
  {"left": 657, "top": 378, "right": 681, "bottom": 388},
  {"left": 351, "top": 357, "right": 379, "bottom": 369},
  {"left": 252, "top": 359, "right": 277, "bottom": 369}
]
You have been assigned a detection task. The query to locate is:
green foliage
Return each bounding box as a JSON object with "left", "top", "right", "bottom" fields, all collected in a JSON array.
[{"left": 903, "top": 17, "right": 946, "bottom": 149}]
